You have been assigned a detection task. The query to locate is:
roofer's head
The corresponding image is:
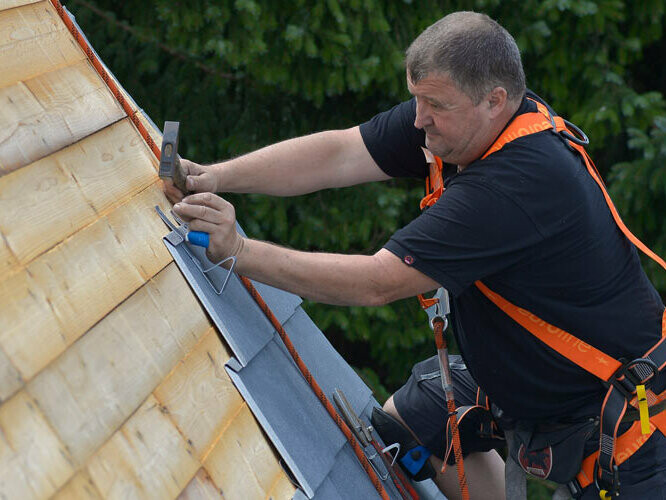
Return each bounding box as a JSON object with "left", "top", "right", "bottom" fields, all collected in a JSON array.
[
  {"left": 406, "top": 11, "right": 525, "bottom": 106},
  {"left": 405, "top": 12, "right": 526, "bottom": 166}
]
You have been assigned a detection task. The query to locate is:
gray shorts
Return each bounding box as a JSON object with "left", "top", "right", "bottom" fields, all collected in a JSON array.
[{"left": 393, "top": 354, "right": 502, "bottom": 462}]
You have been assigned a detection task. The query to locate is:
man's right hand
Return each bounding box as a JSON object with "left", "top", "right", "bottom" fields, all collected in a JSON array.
[{"left": 163, "top": 159, "right": 219, "bottom": 204}]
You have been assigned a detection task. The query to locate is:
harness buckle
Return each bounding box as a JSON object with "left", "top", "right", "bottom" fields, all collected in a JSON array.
[
  {"left": 608, "top": 358, "right": 658, "bottom": 399},
  {"left": 566, "top": 478, "right": 583, "bottom": 498},
  {"left": 594, "top": 462, "right": 620, "bottom": 498}
]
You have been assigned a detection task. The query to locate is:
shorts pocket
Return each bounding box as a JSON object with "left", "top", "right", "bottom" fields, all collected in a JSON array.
[{"left": 412, "top": 354, "right": 466, "bottom": 382}]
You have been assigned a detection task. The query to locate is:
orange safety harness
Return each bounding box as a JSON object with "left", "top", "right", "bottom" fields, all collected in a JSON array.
[{"left": 417, "top": 98, "right": 666, "bottom": 499}]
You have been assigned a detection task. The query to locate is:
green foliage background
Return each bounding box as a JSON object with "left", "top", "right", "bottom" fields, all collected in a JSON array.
[{"left": 69, "top": 4, "right": 664, "bottom": 494}]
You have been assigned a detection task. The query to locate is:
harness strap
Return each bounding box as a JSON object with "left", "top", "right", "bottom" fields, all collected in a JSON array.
[
  {"left": 477, "top": 102, "right": 666, "bottom": 496},
  {"left": 475, "top": 281, "right": 621, "bottom": 380},
  {"left": 577, "top": 399, "right": 666, "bottom": 490},
  {"left": 419, "top": 96, "right": 666, "bottom": 496},
  {"left": 481, "top": 101, "right": 554, "bottom": 160},
  {"left": 420, "top": 148, "right": 445, "bottom": 210}
]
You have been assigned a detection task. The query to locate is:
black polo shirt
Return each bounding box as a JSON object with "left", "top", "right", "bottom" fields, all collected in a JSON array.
[{"left": 360, "top": 92, "right": 664, "bottom": 422}]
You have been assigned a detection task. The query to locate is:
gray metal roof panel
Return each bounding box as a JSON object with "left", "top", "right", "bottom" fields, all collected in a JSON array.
[
  {"left": 226, "top": 340, "right": 345, "bottom": 498},
  {"left": 325, "top": 442, "right": 402, "bottom": 499},
  {"left": 280, "top": 307, "right": 373, "bottom": 412},
  {"left": 181, "top": 236, "right": 302, "bottom": 325},
  {"left": 292, "top": 489, "right": 310, "bottom": 500}
]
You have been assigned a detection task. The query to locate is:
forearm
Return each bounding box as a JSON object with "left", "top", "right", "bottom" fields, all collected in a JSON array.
[
  {"left": 172, "top": 193, "right": 440, "bottom": 304},
  {"left": 211, "top": 127, "right": 389, "bottom": 196},
  {"left": 235, "top": 238, "right": 391, "bottom": 306}
]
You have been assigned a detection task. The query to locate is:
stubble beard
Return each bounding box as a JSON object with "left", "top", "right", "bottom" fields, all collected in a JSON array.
[{"left": 425, "top": 135, "right": 452, "bottom": 161}]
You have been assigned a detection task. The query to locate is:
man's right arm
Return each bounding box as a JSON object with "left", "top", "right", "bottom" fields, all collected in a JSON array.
[{"left": 164, "top": 126, "right": 390, "bottom": 202}]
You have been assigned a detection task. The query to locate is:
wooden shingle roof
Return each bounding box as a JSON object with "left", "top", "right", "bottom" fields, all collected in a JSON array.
[{"left": 0, "top": 1, "right": 295, "bottom": 498}]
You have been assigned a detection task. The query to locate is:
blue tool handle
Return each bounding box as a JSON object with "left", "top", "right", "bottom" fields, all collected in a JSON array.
[{"left": 186, "top": 231, "right": 209, "bottom": 248}]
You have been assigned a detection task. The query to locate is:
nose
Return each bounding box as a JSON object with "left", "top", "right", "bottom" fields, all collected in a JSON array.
[{"left": 414, "top": 98, "right": 432, "bottom": 130}]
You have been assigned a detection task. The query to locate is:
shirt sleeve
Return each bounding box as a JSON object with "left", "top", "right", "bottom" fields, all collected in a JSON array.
[
  {"left": 359, "top": 98, "right": 428, "bottom": 178},
  {"left": 384, "top": 170, "right": 545, "bottom": 296}
]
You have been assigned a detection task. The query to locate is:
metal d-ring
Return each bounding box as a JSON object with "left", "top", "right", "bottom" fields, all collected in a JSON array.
[{"left": 560, "top": 118, "right": 589, "bottom": 146}]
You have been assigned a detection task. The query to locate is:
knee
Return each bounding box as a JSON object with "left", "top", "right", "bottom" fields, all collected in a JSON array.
[
  {"left": 383, "top": 395, "right": 410, "bottom": 430},
  {"left": 382, "top": 395, "right": 399, "bottom": 418}
]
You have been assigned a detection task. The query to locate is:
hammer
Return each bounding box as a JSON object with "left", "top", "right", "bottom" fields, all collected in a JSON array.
[{"left": 159, "top": 121, "right": 209, "bottom": 248}]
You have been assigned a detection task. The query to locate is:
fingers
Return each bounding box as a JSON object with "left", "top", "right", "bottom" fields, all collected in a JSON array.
[
  {"left": 172, "top": 202, "right": 222, "bottom": 224},
  {"left": 183, "top": 192, "right": 232, "bottom": 211},
  {"left": 185, "top": 219, "right": 219, "bottom": 235},
  {"left": 180, "top": 159, "right": 217, "bottom": 193},
  {"left": 162, "top": 158, "right": 218, "bottom": 201},
  {"left": 179, "top": 158, "right": 201, "bottom": 176},
  {"left": 171, "top": 192, "right": 241, "bottom": 264},
  {"left": 172, "top": 193, "right": 234, "bottom": 224}
]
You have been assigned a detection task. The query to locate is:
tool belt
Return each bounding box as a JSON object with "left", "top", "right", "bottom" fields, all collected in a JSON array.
[{"left": 418, "top": 95, "right": 666, "bottom": 498}]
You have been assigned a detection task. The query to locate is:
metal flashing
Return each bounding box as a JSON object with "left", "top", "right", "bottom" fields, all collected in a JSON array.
[
  {"left": 226, "top": 339, "right": 343, "bottom": 497},
  {"left": 166, "top": 237, "right": 275, "bottom": 365}
]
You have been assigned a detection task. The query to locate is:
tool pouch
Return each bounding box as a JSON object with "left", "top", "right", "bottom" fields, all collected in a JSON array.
[{"left": 507, "top": 418, "right": 598, "bottom": 484}]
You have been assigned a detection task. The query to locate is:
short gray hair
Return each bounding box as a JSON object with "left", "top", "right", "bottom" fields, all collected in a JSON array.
[{"left": 406, "top": 12, "right": 526, "bottom": 104}]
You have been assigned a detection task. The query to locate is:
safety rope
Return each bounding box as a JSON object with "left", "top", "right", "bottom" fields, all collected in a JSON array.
[
  {"left": 434, "top": 318, "right": 470, "bottom": 500},
  {"left": 48, "top": 1, "right": 393, "bottom": 497}
]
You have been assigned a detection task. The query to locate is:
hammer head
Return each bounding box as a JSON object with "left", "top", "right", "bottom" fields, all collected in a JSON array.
[{"left": 159, "top": 121, "right": 188, "bottom": 194}]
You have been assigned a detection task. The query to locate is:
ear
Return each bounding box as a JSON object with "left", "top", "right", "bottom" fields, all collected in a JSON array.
[{"left": 487, "top": 87, "right": 508, "bottom": 118}]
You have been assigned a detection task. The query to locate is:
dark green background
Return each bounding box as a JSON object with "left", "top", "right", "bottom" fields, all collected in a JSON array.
[{"left": 68, "top": 2, "right": 666, "bottom": 496}]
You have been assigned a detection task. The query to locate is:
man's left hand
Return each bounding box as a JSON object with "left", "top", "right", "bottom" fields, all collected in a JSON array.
[{"left": 172, "top": 193, "right": 245, "bottom": 263}]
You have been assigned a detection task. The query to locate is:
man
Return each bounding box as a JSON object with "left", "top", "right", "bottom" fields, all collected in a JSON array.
[{"left": 166, "top": 11, "right": 666, "bottom": 499}]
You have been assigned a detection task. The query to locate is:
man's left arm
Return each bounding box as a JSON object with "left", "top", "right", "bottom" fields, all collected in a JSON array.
[{"left": 172, "top": 193, "right": 440, "bottom": 306}]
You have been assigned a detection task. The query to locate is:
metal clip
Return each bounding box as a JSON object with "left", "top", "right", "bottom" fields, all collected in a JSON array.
[
  {"left": 424, "top": 287, "right": 451, "bottom": 331},
  {"left": 201, "top": 256, "right": 236, "bottom": 295},
  {"left": 156, "top": 205, "right": 187, "bottom": 245},
  {"left": 382, "top": 442, "right": 400, "bottom": 468}
]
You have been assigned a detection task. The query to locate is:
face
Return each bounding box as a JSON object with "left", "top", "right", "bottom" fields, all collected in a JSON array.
[{"left": 407, "top": 71, "right": 495, "bottom": 166}]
